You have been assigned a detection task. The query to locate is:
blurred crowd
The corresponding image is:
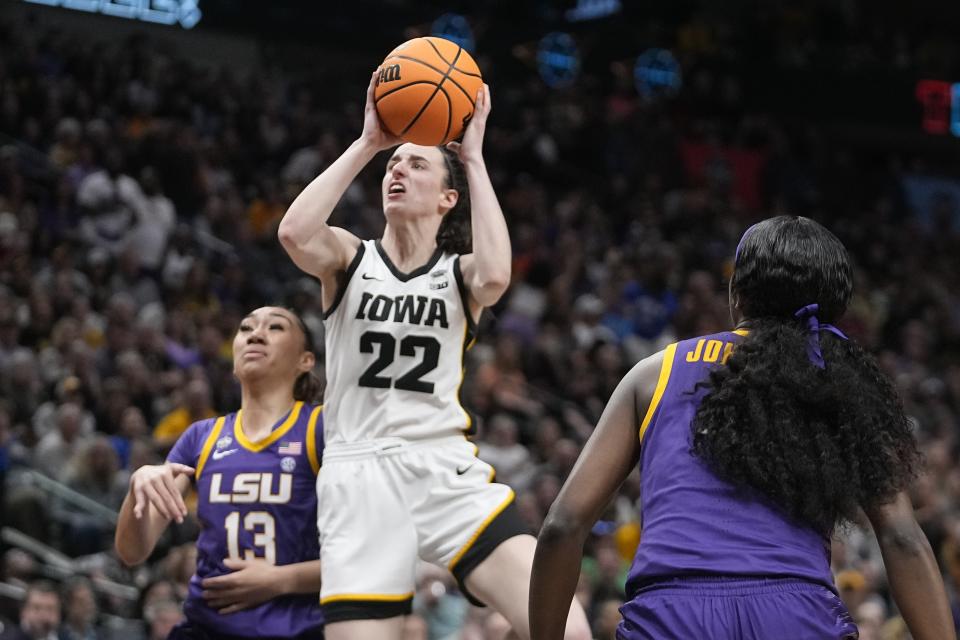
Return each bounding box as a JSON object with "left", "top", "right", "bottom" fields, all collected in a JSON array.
[{"left": 1, "top": 3, "right": 960, "bottom": 639}]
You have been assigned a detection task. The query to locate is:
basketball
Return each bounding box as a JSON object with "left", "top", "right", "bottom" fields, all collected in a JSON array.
[{"left": 374, "top": 37, "right": 483, "bottom": 146}]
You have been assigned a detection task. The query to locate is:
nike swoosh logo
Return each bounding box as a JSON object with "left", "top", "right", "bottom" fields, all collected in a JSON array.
[
  {"left": 361, "top": 273, "right": 382, "bottom": 280},
  {"left": 456, "top": 463, "right": 474, "bottom": 475},
  {"left": 212, "top": 449, "right": 238, "bottom": 461}
]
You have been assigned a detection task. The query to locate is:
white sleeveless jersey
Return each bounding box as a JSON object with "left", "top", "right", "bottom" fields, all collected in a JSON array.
[{"left": 322, "top": 240, "right": 477, "bottom": 444}]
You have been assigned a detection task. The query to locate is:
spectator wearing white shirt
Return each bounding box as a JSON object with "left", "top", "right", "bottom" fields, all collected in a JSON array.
[
  {"left": 478, "top": 413, "right": 531, "bottom": 488},
  {"left": 33, "top": 402, "right": 89, "bottom": 482}
]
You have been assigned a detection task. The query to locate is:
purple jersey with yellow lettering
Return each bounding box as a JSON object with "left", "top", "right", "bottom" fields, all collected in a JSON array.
[
  {"left": 167, "top": 401, "right": 324, "bottom": 638},
  {"left": 626, "top": 331, "right": 835, "bottom": 595}
]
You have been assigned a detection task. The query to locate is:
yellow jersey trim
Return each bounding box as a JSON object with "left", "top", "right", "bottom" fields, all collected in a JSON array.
[
  {"left": 639, "top": 343, "right": 677, "bottom": 443},
  {"left": 234, "top": 401, "right": 304, "bottom": 453},
  {"left": 320, "top": 592, "right": 414, "bottom": 605},
  {"left": 195, "top": 417, "right": 226, "bottom": 481},
  {"left": 448, "top": 490, "right": 516, "bottom": 570},
  {"left": 306, "top": 404, "right": 323, "bottom": 475},
  {"left": 732, "top": 328, "right": 750, "bottom": 336}
]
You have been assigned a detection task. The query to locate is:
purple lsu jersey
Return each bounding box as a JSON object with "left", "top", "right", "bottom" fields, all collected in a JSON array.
[
  {"left": 626, "top": 330, "right": 836, "bottom": 595},
  {"left": 167, "top": 401, "right": 324, "bottom": 638}
]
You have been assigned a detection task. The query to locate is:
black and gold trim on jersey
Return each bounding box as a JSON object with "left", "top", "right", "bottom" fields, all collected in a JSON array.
[
  {"left": 375, "top": 240, "right": 443, "bottom": 282},
  {"left": 324, "top": 242, "right": 367, "bottom": 320},
  {"left": 453, "top": 256, "right": 478, "bottom": 352},
  {"left": 453, "top": 256, "right": 479, "bottom": 436}
]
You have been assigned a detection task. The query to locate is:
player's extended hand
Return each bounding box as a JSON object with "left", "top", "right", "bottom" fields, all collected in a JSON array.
[
  {"left": 359, "top": 70, "right": 403, "bottom": 152},
  {"left": 201, "top": 558, "right": 284, "bottom": 614},
  {"left": 447, "top": 84, "right": 491, "bottom": 165},
  {"left": 129, "top": 463, "right": 194, "bottom": 524}
]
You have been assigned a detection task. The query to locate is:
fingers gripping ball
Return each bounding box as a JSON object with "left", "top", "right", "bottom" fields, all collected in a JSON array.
[{"left": 374, "top": 37, "right": 483, "bottom": 146}]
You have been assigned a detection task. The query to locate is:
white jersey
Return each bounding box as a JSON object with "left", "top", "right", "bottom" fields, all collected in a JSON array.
[{"left": 322, "top": 240, "right": 477, "bottom": 444}]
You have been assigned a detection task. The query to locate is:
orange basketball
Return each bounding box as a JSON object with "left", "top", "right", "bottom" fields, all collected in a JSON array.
[{"left": 374, "top": 37, "right": 483, "bottom": 146}]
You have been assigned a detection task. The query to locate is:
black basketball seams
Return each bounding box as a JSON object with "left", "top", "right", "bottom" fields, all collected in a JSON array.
[
  {"left": 399, "top": 46, "right": 462, "bottom": 140},
  {"left": 424, "top": 38, "right": 482, "bottom": 79},
  {"left": 375, "top": 80, "right": 444, "bottom": 104},
  {"left": 439, "top": 85, "right": 452, "bottom": 143},
  {"left": 385, "top": 55, "right": 477, "bottom": 107},
  {"left": 424, "top": 38, "right": 454, "bottom": 65}
]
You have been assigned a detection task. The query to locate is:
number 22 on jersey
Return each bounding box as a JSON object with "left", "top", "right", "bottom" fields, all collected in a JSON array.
[{"left": 358, "top": 331, "right": 440, "bottom": 393}]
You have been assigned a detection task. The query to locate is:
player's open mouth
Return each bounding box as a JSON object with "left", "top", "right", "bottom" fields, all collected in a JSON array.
[{"left": 388, "top": 182, "right": 406, "bottom": 196}]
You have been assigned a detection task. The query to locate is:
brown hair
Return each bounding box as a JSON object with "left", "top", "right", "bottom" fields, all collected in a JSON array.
[
  {"left": 436, "top": 146, "right": 472, "bottom": 255},
  {"left": 287, "top": 308, "right": 323, "bottom": 403}
]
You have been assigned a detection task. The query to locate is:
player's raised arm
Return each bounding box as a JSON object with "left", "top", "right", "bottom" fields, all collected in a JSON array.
[
  {"left": 115, "top": 462, "right": 194, "bottom": 566},
  {"left": 450, "top": 85, "right": 512, "bottom": 310},
  {"left": 530, "top": 353, "right": 660, "bottom": 640},
  {"left": 865, "top": 492, "right": 956, "bottom": 640},
  {"left": 278, "top": 72, "right": 400, "bottom": 286}
]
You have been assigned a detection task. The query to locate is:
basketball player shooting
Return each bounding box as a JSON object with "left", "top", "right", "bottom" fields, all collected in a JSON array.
[{"left": 278, "top": 72, "right": 590, "bottom": 640}]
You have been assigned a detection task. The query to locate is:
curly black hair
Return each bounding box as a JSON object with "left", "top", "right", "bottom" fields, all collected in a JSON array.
[
  {"left": 692, "top": 216, "right": 921, "bottom": 533},
  {"left": 436, "top": 145, "right": 472, "bottom": 255}
]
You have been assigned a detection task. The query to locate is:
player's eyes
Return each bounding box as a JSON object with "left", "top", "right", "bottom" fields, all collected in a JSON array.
[
  {"left": 269, "top": 324, "right": 285, "bottom": 331},
  {"left": 239, "top": 324, "right": 251, "bottom": 332}
]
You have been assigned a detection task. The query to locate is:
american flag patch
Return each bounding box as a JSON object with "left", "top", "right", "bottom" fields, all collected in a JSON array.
[{"left": 278, "top": 441, "right": 302, "bottom": 455}]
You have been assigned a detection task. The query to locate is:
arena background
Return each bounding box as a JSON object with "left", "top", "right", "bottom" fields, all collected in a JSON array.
[{"left": 1, "top": 1, "right": 959, "bottom": 638}]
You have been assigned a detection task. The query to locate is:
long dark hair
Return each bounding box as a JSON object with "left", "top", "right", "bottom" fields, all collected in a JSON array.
[
  {"left": 287, "top": 308, "right": 323, "bottom": 403},
  {"left": 436, "top": 146, "right": 472, "bottom": 255},
  {"left": 692, "top": 216, "right": 920, "bottom": 533}
]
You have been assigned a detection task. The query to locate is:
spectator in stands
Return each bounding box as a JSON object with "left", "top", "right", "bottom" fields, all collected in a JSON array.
[
  {"left": 57, "top": 437, "right": 127, "bottom": 556},
  {"left": 33, "top": 403, "right": 87, "bottom": 482},
  {"left": 477, "top": 413, "right": 531, "bottom": 487},
  {"left": 151, "top": 378, "right": 216, "bottom": 449},
  {"left": 0, "top": 581, "right": 60, "bottom": 640},
  {"left": 144, "top": 600, "right": 183, "bottom": 640},
  {"left": 58, "top": 578, "right": 101, "bottom": 640}
]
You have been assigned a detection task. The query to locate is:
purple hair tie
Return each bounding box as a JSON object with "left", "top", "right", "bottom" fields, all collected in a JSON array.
[{"left": 794, "top": 303, "right": 848, "bottom": 369}]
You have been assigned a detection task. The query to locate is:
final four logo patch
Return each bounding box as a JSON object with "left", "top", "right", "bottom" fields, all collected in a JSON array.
[{"left": 429, "top": 270, "right": 449, "bottom": 290}]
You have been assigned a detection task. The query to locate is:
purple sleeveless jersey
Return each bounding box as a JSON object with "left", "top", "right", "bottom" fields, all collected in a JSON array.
[
  {"left": 167, "top": 401, "right": 325, "bottom": 638},
  {"left": 627, "top": 330, "right": 837, "bottom": 592}
]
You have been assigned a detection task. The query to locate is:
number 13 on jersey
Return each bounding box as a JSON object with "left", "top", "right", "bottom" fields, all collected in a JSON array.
[{"left": 224, "top": 511, "right": 276, "bottom": 564}]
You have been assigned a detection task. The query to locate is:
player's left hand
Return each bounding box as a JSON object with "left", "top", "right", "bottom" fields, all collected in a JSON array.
[
  {"left": 447, "top": 83, "right": 491, "bottom": 164},
  {"left": 201, "top": 558, "right": 284, "bottom": 614}
]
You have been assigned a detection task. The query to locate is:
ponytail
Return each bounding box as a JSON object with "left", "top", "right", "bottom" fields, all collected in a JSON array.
[
  {"left": 691, "top": 318, "right": 921, "bottom": 532},
  {"left": 436, "top": 145, "right": 472, "bottom": 255},
  {"left": 293, "top": 371, "right": 323, "bottom": 404}
]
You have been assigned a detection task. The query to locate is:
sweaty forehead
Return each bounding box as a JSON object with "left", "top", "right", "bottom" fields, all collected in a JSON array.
[{"left": 390, "top": 143, "right": 442, "bottom": 164}]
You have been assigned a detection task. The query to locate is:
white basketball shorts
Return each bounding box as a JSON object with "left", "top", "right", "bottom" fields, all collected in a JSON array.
[{"left": 316, "top": 435, "right": 527, "bottom": 622}]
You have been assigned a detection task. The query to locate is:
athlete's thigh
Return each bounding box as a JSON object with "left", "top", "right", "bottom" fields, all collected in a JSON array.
[
  {"left": 411, "top": 439, "right": 519, "bottom": 576},
  {"left": 464, "top": 535, "right": 590, "bottom": 640},
  {"left": 317, "top": 453, "right": 417, "bottom": 624},
  {"left": 324, "top": 618, "right": 404, "bottom": 640},
  {"left": 462, "top": 534, "right": 537, "bottom": 627}
]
